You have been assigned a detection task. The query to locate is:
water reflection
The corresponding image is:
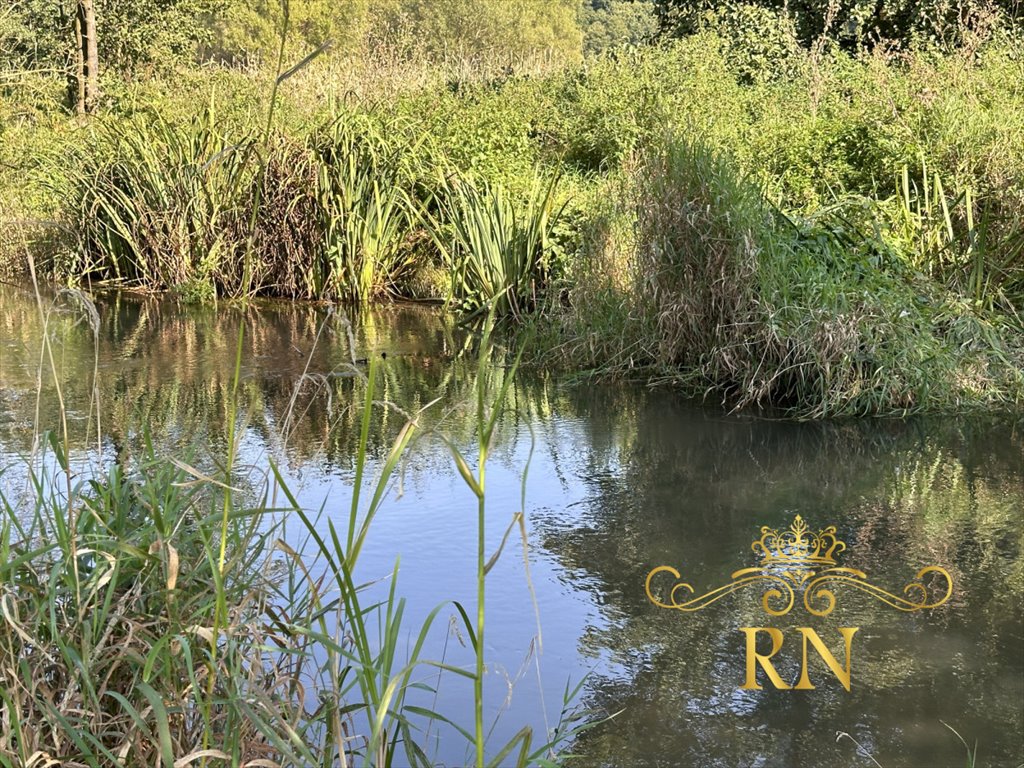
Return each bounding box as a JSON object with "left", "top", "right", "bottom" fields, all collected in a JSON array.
[
  {"left": 1, "top": 283, "right": 1021, "bottom": 767},
  {"left": 537, "top": 388, "right": 1023, "bottom": 767}
]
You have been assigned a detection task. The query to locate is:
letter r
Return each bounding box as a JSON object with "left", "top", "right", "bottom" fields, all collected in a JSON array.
[{"left": 740, "top": 627, "right": 791, "bottom": 690}]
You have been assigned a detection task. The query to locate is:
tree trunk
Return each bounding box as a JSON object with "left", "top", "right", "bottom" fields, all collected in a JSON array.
[
  {"left": 75, "top": 0, "right": 99, "bottom": 114},
  {"left": 73, "top": 8, "right": 85, "bottom": 113}
]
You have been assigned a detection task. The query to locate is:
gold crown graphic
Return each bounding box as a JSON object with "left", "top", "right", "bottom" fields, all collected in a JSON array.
[{"left": 752, "top": 515, "right": 845, "bottom": 570}]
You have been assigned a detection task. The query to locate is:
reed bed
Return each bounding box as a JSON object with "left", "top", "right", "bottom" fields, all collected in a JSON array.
[
  {"left": 64, "top": 111, "right": 250, "bottom": 293},
  {"left": 57, "top": 110, "right": 562, "bottom": 314},
  {"left": 0, "top": 289, "right": 589, "bottom": 766}
]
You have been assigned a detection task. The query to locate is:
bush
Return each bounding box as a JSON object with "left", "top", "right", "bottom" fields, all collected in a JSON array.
[{"left": 582, "top": 130, "right": 1024, "bottom": 416}]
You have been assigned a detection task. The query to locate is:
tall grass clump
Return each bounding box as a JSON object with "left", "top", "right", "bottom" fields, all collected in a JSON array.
[
  {"left": 239, "top": 135, "right": 324, "bottom": 298},
  {"left": 616, "top": 129, "right": 1024, "bottom": 417},
  {"left": 632, "top": 133, "right": 764, "bottom": 380},
  {"left": 890, "top": 158, "right": 1024, "bottom": 312},
  {"left": 0, "top": 442, "right": 293, "bottom": 765},
  {"left": 60, "top": 110, "right": 426, "bottom": 301},
  {"left": 310, "top": 111, "right": 421, "bottom": 302},
  {"left": 63, "top": 111, "right": 254, "bottom": 295},
  {"left": 426, "top": 173, "right": 564, "bottom": 319}
]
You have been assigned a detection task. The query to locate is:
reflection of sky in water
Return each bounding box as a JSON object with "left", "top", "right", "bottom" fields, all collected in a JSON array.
[{"left": 1, "top": 285, "right": 1021, "bottom": 767}]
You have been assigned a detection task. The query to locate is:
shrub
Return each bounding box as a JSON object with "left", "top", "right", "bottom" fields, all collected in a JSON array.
[{"left": 618, "top": 130, "right": 1023, "bottom": 416}]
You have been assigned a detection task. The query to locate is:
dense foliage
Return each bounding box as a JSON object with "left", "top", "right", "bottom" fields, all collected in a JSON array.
[
  {"left": 654, "top": 0, "right": 1022, "bottom": 48},
  {"left": 580, "top": 0, "right": 658, "bottom": 53},
  {"left": 1, "top": 0, "right": 592, "bottom": 75},
  {"left": 1, "top": 0, "right": 223, "bottom": 72},
  {"left": 2, "top": 1, "right": 1022, "bottom": 418}
]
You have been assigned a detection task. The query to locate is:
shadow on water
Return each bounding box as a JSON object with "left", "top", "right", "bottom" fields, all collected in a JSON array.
[{"left": 1, "top": 282, "right": 1021, "bottom": 767}]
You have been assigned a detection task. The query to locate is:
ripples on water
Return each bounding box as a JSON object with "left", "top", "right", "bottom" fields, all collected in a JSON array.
[{"left": 0, "top": 284, "right": 1021, "bottom": 767}]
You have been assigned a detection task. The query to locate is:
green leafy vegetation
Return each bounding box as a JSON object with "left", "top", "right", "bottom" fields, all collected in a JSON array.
[
  {"left": 425, "top": 173, "right": 563, "bottom": 319},
  {"left": 2, "top": 3, "right": 1023, "bottom": 409},
  {"left": 580, "top": 0, "right": 658, "bottom": 54},
  {"left": 3, "top": 3, "right": 1021, "bottom": 764},
  {"left": 653, "top": 0, "right": 1022, "bottom": 48},
  {"left": 621, "top": 131, "right": 1022, "bottom": 416}
]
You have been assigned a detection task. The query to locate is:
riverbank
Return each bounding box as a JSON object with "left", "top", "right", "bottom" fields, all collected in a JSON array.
[{"left": 3, "top": 30, "right": 1023, "bottom": 417}]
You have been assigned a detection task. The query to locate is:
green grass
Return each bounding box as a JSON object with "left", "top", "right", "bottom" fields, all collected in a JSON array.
[
  {"left": 62, "top": 110, "right": 251, "bottom": 292},
  {"left": 425, "top": 172, "right": 564, "bottom": 319},
  {"left": 0, "top": 287, "right": 590, "bottom": 767},
  {"left": 311, "top": 110, "right": 421, "bottom": 302}
]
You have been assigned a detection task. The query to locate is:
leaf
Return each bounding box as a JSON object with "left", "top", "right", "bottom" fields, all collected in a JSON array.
[
  {"left": 166, "top": 543, "right": 179, "bottom": 592},
  {"left": 137, "top": 682, "right": 175, "bottom": 768},
  {"left": 173, "top": 750, "right": 230, "bottom": 767},
  {"left": 443, "top": 437, "right": 482, "bottom": 498},
  {"left": 277, "top": 39, "right": 334, "bottom": 85}
]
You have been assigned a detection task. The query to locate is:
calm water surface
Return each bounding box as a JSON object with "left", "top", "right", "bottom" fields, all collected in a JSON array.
[{"left": 1, "top": 285, "right": 1021, "bottom": 767}]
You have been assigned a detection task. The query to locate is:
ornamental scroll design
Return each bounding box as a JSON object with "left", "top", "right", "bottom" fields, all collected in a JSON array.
[{"left": 645, "top": 515, "right": 953, "bottom": 618}]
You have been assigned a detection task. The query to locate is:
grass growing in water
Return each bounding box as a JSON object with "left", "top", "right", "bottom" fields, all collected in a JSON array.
[
  {"left": 311, "top": 111, "right": 421, "bottom": 302},
  {"left": 62, "top": 111, "right": 420, "bottom": 302},
  {"left": 0, "top": 292, "right": 589, "bottom": 766},
  {"left": 426, "top": 173, "right": 564, "bottom": 319},
  {"left": 64, "top": 111, "right": 250, "bottom": 293}
]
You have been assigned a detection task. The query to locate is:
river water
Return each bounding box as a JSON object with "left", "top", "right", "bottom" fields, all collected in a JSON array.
[{"left": 1, "top": 284, "right": 1021, "bottom": 767}]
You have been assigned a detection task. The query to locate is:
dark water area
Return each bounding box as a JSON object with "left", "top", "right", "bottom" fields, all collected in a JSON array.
[{"left": 1, "top": 283, "right": 1022, "bottom": 767}]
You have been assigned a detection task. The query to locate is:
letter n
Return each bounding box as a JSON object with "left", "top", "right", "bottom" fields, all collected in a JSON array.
[{"left": 794, "top": 627, "right": 858, "bottom": 691}]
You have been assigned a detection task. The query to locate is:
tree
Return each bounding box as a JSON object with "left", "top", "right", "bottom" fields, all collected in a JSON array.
[
  {"left": 96, "top": 0, "right": 226, "bottom": 72},
  {"left": 1, "top": 1, "right": 74, "bottom": 74},
  {"left": 580, "top": 0, "right": 658, "bottom": 55},
  {"left": 652, "top": 0, "right": 1022, "bottom": 48},
  {"left": 371, "top": 0, "right": 582, "bottom": 60},
  {"left": 2, "top": 0, "right": 226, "bottom": 111},
  {"left": 74, "top": 0, "right": 98, "bottom": 113},
  {"left": 204, "top": 0, "right": 371, "bottom": 63}
]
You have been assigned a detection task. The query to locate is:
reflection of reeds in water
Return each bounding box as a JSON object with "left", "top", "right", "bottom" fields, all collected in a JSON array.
[
  {"left": 0, "top": 285, "right": 577, "bottom": 471},
  {"left": 535, "top": 384, "right": 1023, "bottom": 692},
  {"left": 543, "top": 382, "right": 1022, "bottom": 588},
  {"left": 873, "top": 444, "right": 1023, "bottom": 611},
  {"left": 2, "top": 288, "right": 439, "bottom": 455},
  {"left": 1, "top": 277, "right": 592, "bottom": 764}
]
